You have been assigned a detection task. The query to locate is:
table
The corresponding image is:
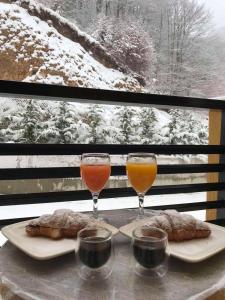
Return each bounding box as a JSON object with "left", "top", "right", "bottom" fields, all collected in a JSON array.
[{"left": 0, "top": 210, "right": 225, "bottom": 300}]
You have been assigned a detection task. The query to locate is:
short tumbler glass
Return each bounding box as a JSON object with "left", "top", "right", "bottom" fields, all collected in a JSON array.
[
  {"left": 77, "top": 227, "right": 114, "bottom": 281},
  {"left": 132, "top": 226, "right": 169, "bottom": 278}
]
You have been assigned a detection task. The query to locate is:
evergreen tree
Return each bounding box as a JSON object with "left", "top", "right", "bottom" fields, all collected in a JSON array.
[
  {"left": 75, "top": 120, "right": 90, "bottom": 143},
  {"left": 37, "top": 101, "right": 57, "bottom": 143},
  {"left": 38, "top": 101, "right": 78, "bottom": 144},
  {"left": 19, "top": 100, "right": 41, "bottom": 144},
  {"left": 37, "top": 118, "right": 58, "bottom": 144},
  {"left": 54, "top": 101, "right": 77, "bottom": 144},
  {"left": 86, "top": 105, "right": 105, "bottom": 144},
  {"left": 0, "top": 113, "right": 11, "bottom": 142},
  {"left": 167, "top": 109, "right": 181, "bottom": 144},
  {"left": 166, "top": 109, "right": 207, "bottom": 145},
  {"left": 140, "top": 107, "right": 157, "bottom": 144},
  {"left": 198, "top": 126, "right": 208, "bottom": 145},
  {"left": 117, "top": 106, "right": 137, "bottom": 144},
  {"left": 1, "top": 100, "right": 25, "bottom": 143}
]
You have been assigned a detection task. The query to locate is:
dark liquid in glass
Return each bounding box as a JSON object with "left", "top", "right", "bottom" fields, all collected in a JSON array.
[
  {"left": 133, "top": 238, "right": 166, "bottom": 269},
  {"left": 79, "top": 237, "right": 111, "bottom": 268}
]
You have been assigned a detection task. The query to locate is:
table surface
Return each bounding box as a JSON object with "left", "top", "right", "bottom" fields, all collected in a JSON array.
[{"left": 1, "top": 209, "right": 225, "bottom": 300}]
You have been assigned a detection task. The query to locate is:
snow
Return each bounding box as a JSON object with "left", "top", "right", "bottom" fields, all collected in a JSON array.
[
  {"left": 0, "top": 154, "right": 207, "bottom": 171},
  {"left": 0, "top": 2, "right": 140, "bottom": 91}
]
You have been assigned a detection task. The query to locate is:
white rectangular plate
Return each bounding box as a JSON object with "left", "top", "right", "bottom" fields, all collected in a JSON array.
[
  {"left": 120, "top": 219, "right": 225, "bottom": 263},
  {"left": 2, "top": 220, "right": 119, "bottom": 260}
]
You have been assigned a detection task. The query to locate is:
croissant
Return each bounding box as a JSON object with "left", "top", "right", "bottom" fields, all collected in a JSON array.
[
  {"left": 26, "top": 209, "right": 97, "bottom": 239},
  {"left": 143, "top": 210, "right": 211, "bottom": 242}
]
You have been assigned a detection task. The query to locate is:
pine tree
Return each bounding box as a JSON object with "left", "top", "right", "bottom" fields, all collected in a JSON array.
[
  {"left": 117, "top": 106, "right": 137, "bottom": 144},
  {"left": 140, "top": 107, "right": 157, "bottom": 144},
  {"left": 198, "top": 126, "right": 208, "bottom": 145},
  {"left": 86, "top": 105, "right": 105, "bottom": 144},
  {"left": 19, "top": 100, "right": 41, "bottom": 143},
  {"left": 54, "top": 101, "right": 77, "bottom": 144},
  {"left": 1, "top": 100, "right": 24, "bottom": 143},
  {"left": 75, "top": 120, "right": 90, "bottom": 143},
  {"left": 38, "top": 118, "right": 58, "bottom": 144},
  {"left": 38, "top": 101, "right": 78, "bottom": 144},
  {"left": 167, "top": 109, "right": 207, "bottom": 145},
  {"left": 0, "top": 113, "right": 11, "bottom": 142},
  {"left": 167, "top": 109, "right": 180, "bottom": 144}
]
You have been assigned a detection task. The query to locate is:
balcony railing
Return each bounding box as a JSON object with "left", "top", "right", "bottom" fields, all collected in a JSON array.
[{"left": 0, "top": 80, "right": 225, "bottom": 227}]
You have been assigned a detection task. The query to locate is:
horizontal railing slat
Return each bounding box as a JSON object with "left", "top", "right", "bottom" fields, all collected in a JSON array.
[
  {"left": 1, "top": 80, "right": 225, "bottom": 110},
  {"left": 146, "top": 200, "right": 225, "bottom": 212},
  {"left": 0, "top": 182, "right": 224, "bottom": 206},
  {"left": 0, "top": 164, "right": 224, "bottom": 180},
  {"left": 0, "top": 144, "right": 225, "bottom": 155},
  {"left": 1, "top": 200, "right": 225, "bottom": 227},
  {"left": 158, "top": 164, "right": 225, "bottom": 174}
]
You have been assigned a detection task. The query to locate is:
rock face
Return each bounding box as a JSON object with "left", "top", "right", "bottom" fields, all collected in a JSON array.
[{"left": 0, "top": 0, "right": 143, "bottom": 91}]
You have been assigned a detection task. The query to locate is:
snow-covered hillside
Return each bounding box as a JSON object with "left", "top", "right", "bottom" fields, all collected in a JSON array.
[{"left": 0, "top": 2, "right": 142, "bottom": 90}]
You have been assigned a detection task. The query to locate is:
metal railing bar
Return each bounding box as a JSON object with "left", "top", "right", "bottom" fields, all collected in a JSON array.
[
  {"left": 0, "top": 182, "right": 224, "bottom": 206},
  {"left": 146, "top": 200, "right": 225, "bottom": 212},
  {"left": 1, "top": 80, "right": 225, "bottom": 110},
  {"left": 0, "top": 164, "right": 224, "bottom": 180},
  {"left": 0, "top": 144, "right": 225, "bottom": 156}
]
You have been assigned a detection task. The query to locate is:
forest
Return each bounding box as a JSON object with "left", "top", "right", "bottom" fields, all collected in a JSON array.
[
  {"left": 41, "top": 0, "right": 225, "bottom": 98},
  {"left": 0, "top": 100, "right": 208, "bottom": 145}
]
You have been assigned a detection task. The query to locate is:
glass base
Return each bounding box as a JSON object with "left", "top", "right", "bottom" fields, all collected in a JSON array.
[
  {"left": 78, "top": 265, "right": 112, "bottom": 281},
  {"left": 129, "top": 209, "right": 161, "bottom": 222},
  {"left": 88, "top": 214, "right": 109, "bottom": 223},
  {"left": 134, "top": 262, "right": 168, "bottom": 278}
]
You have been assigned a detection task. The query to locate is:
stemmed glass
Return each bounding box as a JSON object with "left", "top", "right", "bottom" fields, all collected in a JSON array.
[
  {"left": 126, "top": 153, "right": 157, "bottom": 219},
  {"left": 80, "top": 153, "right": 111, "bottom": 220}
]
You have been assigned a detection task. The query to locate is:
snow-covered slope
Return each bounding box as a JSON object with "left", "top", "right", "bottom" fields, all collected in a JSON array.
[{"left": 0, "top": 2, "right": 142, "bottom": 91}]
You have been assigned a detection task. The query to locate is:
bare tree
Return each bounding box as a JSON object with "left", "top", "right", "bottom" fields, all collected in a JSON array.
[
  {"left": 92, "top": 16, "right": 156, "bottom": 83},
  {"left": 158, "top": 0, "right": 211, "bottom": 95}
]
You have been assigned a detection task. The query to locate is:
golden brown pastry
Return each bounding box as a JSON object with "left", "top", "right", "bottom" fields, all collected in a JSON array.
[
  {"left": 26, "top": 209, "right": 97, "bottom": 239},
  {"left": 144, "top": 210, "right": 211, "bottom": 242}
]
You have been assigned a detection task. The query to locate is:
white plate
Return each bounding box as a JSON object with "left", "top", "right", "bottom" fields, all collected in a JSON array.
[
  {"left": 2, "top": 220, "right": 119, "bottom": 260},
  {"left": 119, "top": 219, "right": 225, "bottom": 263}
]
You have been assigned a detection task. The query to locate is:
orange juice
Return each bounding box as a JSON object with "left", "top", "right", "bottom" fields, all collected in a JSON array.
[
  {"left": 126, "top": 163, "right": 157, "bottom": 194},
  {"left": 81, "top": 164, "right": 111, "bottom": 193}
]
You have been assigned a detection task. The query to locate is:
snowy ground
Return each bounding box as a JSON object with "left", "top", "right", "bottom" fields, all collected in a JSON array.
[
  {"left": 0, "top": 154, "right": 208, "bottom": 169},
  {"left": 0, "top": 192, "right": 206, "bottom": 246}
]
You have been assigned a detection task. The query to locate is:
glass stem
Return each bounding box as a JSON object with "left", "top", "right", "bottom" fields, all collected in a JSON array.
[
  {"left": 138, "top": 193, "right": 145, "bottom": 219},
  {"left": 92, "top": 192, "right": 99, "bottom": 219}
]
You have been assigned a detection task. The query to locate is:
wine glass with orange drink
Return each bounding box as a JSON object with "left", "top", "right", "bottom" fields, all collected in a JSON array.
[
  {"left": 80, "top": 153, "right": 111, "bottom": 220},
  {"left": 126, "top": 153, "right": 157, "bottom": 219}
]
